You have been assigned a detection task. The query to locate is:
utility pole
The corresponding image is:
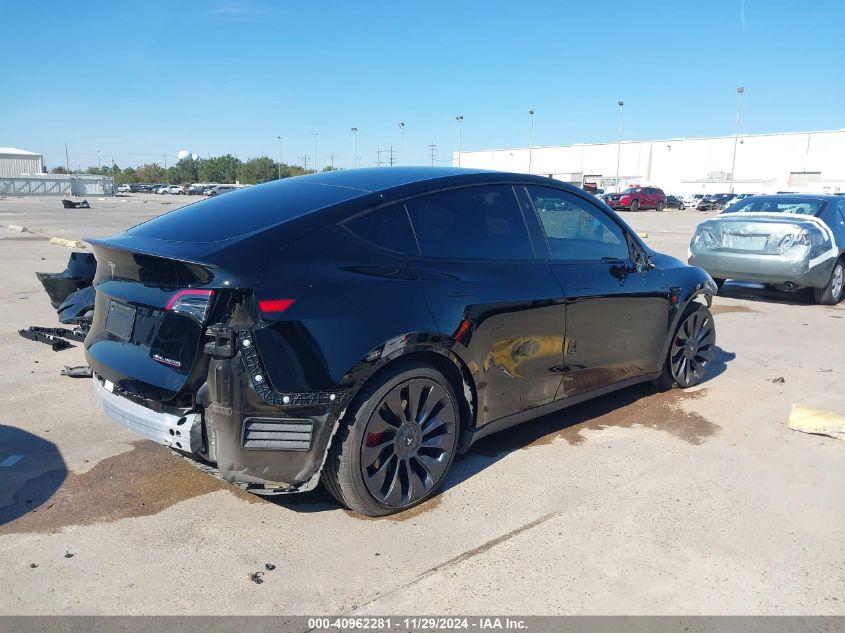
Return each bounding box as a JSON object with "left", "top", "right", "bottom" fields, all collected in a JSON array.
[
  {"left": 351, "top": 128, "right": 358, "bottom": 168},
  {"left": 376, "top": 146, "right": 389, "bottom": 167},
  {"left": 398, "top": 122, "right": 405, "bottom": 164},
  {"left": 328, "top": 154, "right": 337, "bottom": 170},
  {"left": 455, "top": 115, "right": 464, "bottom": 166},
  {"left": 276, "top": 136, "right": 282, "bottom": 179},
  {"left": 299, "top": 155, "right": 309, "bottom": 171},
  {"left": 97, "top": 149, "right": 102, "bottom": 172},
  {"left": 427, "top": 143, "right": 437, "bottom": 166},
  {"left": 615, "top": 100, "right": 624, "bottom": 192},
  {"left": 729, "top": 86, "right": 745, "bottom": 194},
  {"left": 64, "top": 143, "right": 69, "bottom": 173},
  {"left": 387, "top": 146, "right": 396, "bottom": 166},
  {"left": 163, "top": 154, "right": 167, "bottom": 169},
  {"left": 312, "top": 132, "right": 318, "bottom": 172},
  {"left": 528, "top": 109, "right": 535, "bottom": 174}
]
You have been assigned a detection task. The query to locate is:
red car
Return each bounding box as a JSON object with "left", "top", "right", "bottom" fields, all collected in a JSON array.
[{"left": 605, "top": 186, "right": 667, "bottom": 212}]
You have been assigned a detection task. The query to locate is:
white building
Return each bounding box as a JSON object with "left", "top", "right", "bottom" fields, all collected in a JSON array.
[
  {"left": 0, "top": 147, "right": 44, "bottom": 177},
  {"left": 456, "top": 129, "right": 845, "bottom": 196}
]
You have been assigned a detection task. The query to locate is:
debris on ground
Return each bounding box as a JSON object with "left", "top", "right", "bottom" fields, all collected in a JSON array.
[
  {"left": 64, "top": 551, "right": 74, "bottom": 559},
  {"left": 264, "top": 563, "right": 276, "bottom": 571},
  {"left": 768, "top": 377, "right": 786, "bottom": 383},
  {"left": 18, "top": 327, "right": 75, "bottom": 351},
  {"left": 7, "top": 224, "right": 29, "bottom": 233},
  {"left": 788, "top": 404, "right": 845, "bottom": 440},
  {"left": 248, "top": 571, "right": 264, "bottom": 584},
  {"left": 61, "top": 199, "right": 90, "bottom": 209},
  {"left": 61, "top": 365, "right": 93, "bottom": 378}
]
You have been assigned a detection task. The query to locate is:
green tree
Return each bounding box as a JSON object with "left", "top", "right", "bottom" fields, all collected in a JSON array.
[
  {"left": 197, "top": 154, "right": 241, "bottom": 183},
  {"left": 136, "top": 163, "right": 166, "bottom": 183},
  {"left": 173, "top": 158, "right": 198, "bottom": 184},
  {"left": 236, "top": 156, "right": 278, "bottom": 184},
  {"left": 50, "top": 166, "right": 69, "bottom": 174}
]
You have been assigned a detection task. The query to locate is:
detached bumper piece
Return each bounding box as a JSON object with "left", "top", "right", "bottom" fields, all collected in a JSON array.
[
  {"left": 35, "top": 251, "right": 97, "bottom": 308},
  {"left": 18, "top": 325, "right": 86, "bottom": 351},
  {"left": 93, "top": 377, "right": 202, "bottom": 453}
]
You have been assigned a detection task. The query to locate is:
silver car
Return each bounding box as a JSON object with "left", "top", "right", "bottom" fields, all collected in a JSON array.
[{"left": 688, "top": 194, "right": 845, "bottom": 304}]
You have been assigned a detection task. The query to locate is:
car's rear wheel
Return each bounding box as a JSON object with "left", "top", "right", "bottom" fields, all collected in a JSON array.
[
  {"left": 656, "top": 200, "right": 666, "bottom": 212},
  {"left": 323, "top": 361, "right": 460, "bottom": 516},
  {"left": 655, "top": 303, "right": 715, "bottom": 390},
  {"left": 630, "top": 199, "right": 640, "bottom": 212},
  {"left": 814, "top": 259, "right": 844, "bottom": 305}
]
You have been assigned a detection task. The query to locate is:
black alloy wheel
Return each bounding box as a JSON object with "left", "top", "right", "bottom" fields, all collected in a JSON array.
[
  {"left": 669, "top": 306, "right": 715, "bottom": 388},
  {"left": 360, "top": 378, "right": 456, "bottom": 507},
  {"left": 323, "top": 362, "right": 460, "bottom": 516}
]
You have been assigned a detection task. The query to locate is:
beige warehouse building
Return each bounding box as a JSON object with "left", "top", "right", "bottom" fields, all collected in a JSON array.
[{"left": 455, "top": 129, "right": 845, "bottom": 196}]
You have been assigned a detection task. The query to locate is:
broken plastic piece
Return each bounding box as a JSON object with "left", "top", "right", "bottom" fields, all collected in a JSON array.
[
  {"left": 35, "top": 252, "right": 96, "bottom": 308},
  {"left": 61, "top": 365, "right": 93, "bottom": 378},
  {"left": 18, "top": 327, "right": 74, "bottom": 351},
  {"left": 58, "top": 285, "right": 95, "bottom": 326},
  {"left": 61, "top": 199, "right": 90, "bottom": 209},
  {"left": 788, "top": 404, "right": 845, "bottom": 440},
  {"left": 248, "top": 571, "right": 264, "bottom": 584}
]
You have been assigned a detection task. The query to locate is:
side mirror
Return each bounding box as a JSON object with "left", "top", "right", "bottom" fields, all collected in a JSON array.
[{"left": 633, "top": 250, "right": 653, "bottom": 273}]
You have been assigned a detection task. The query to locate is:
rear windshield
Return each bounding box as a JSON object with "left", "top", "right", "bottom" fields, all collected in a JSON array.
[
  {"left": 128, "top": 178, "right": 368, "bottom": 242},
  {"left": 723, "top": 197, "right": 824, "bottom": 216}
]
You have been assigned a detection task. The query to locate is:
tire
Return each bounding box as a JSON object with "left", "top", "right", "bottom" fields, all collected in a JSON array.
[
  {"left": 656, "top": 200, "right": 666, "bottom": 212},
  {"left": 630, "top": 199, "right": 640, "bottom": 212},
  {"left": 323, "top": 361, "right": 460, "bottom": 516},
  {"left": 654, "top": 303, "right": 716, "bottom": 390},
  {"left": 679, "top": 203, "right": 685, "bottom": 210},
  {"left": 813, "top": 259, "right": 844, "bottom": 305}
]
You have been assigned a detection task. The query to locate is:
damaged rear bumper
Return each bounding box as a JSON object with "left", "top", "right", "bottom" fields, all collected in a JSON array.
[{"left": 91, "top": 328, "right": 348, "bottom": 495}]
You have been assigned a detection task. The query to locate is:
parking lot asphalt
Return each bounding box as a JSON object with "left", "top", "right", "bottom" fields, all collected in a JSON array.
[{"left": 0, "top": 194, "right": 842, "bottom": 615}]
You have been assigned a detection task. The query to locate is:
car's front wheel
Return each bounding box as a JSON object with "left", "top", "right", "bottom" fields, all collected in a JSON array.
[
  {"left": 323, "top": 361, "right": 460, "bottom": 516},
  {"left": 655, "top": 303, "right": 716, "bottom": 390},
  {"left": 656, "top": 200, "right": 666, "bottom": 212},
  {"left": 814, "top": 259, "right": 844, "bottom": 305}
]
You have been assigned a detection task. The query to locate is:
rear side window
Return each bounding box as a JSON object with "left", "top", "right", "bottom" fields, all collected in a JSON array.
[
  {"left": 342, "top": 203, "right": 418, "bottom": 254},
  {"left": 406, "top": 185, "right": 533, "bottom": 260},
  {"left": 128, "top": 180, "right": 367, "bottom": 243},
  {"left": 526, "top": 186, "right": 629, "bottom": 261}
]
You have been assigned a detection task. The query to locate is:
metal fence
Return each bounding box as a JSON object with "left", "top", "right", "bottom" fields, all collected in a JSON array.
[{"left": 0, "top": 174, "right": 114, "bottom": 196}]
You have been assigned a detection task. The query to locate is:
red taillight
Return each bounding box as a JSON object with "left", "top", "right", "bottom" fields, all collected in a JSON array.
[
  {"left": 165, "top": 289, "right": 215, "bottom": 322},
  {"left": 165, "top": 288, "right": 214, "bottom": 310},
  {"left": 258, "top": 298, "right": 296, "bottom": 314}
]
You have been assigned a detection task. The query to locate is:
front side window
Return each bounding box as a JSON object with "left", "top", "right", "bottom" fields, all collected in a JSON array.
[
  {"left": 526, "top": 186, "right": 629, "bottom": 261},
  {"left": 405, "top": 185, "right": 533, "bottom": 260}
]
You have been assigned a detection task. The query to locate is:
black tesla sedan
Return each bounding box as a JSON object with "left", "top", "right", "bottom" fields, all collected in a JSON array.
[{"left": 85, "top": 168, "right": 717, "bottom": 516}]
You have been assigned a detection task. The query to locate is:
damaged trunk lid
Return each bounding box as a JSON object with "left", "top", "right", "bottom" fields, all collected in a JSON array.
[{"left": 85, "top": 236, "right": 268, "bottom": 402}]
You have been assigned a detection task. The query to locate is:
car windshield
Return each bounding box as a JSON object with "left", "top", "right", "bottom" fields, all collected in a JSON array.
[{"left": 723, "top": 197, "right": 824, "bottom": 216}]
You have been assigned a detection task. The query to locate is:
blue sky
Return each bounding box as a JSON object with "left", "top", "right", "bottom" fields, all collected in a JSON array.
[{"left": 2, "top": 0, "right": 843, "bottom": 170}]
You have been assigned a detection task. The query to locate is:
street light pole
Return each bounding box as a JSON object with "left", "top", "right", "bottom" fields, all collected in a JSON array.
[
  {"left": 729, "top": 86, "right": 745, "bottom": 194},
  {"left": 455, "top": 115, "right": 464, "bottom": 166},
  {"left": 528, "top": 109, "right": 535, "bottom": 174},
  {"left": 97, "top": 149, "right": 101, "bottom": 172},
  {"left": 398, "top": 122, "right": 405, "bottom": 165},
  {"left": 276, "top": 136, "right": 282, "bottom": 179},
  {"left": 312, "top": 132, "right": 318, "bottom": 173},
  {"left": 351, "top": 128, "right": 358, "bottom": 168},
  {"left": 615, "top": 100, "right": 624, "bottom": 192}
]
